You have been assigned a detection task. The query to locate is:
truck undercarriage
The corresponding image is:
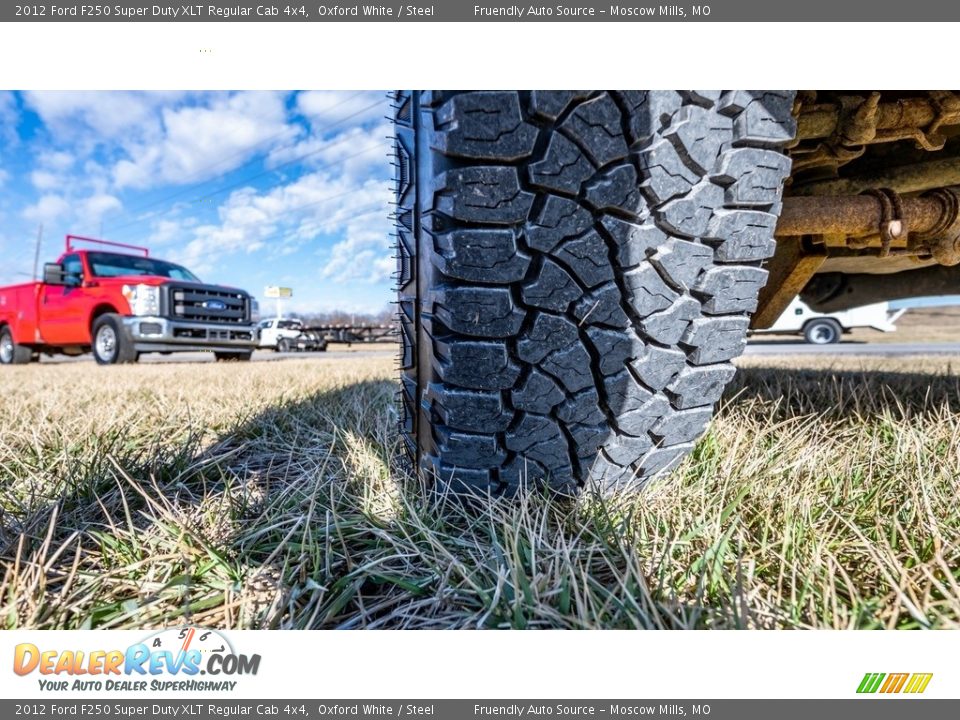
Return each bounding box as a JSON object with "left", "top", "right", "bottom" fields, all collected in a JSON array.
[{"left": 761, "top": 91, "right": 960, "bottom": 324}]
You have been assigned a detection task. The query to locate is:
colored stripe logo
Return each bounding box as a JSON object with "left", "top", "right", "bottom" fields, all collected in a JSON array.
[{"left": 857, "top": 673, "right": 933, "bottom": 694}]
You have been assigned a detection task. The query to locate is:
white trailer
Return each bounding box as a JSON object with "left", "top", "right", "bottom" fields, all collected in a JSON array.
[{"left": 752, "top": 297, "right": 907, "bottom": 344}]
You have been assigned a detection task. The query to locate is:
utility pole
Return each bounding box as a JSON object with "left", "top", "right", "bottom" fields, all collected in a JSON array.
[{"left": 32, "top": 224, "right": 43, "bottom": 281}]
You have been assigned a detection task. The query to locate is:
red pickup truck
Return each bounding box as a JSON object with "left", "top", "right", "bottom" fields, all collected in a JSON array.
[{"left": 0, "top": 236, "right": 258, "bottom": 365}]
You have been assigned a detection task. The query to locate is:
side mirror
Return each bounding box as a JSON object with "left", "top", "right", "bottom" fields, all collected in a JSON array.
[{"left": 43, "top": 263, "right": 65, "bottom": 285}]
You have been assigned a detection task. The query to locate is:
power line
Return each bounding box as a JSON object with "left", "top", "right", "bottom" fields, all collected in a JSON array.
[
  {"left": 110, "top": 140, "right": 389, "bottom": 244},
  {"left": 176, "top": 203, "right": 391, "bottom": 287},
  {"left": 158, "top": 160, "right": 390, "bottom": 237},
  {"left": 163, "top": 90, "right": 369, "bottom": 189},
  {"left": 248, "top": 200, "right": 391, "bottom": 247},
  {"left": 109, "top": 90, "right": 365, "bottom": 221},
  {"left": 255, "top": 203, "right": 391, "bottom": 262}
]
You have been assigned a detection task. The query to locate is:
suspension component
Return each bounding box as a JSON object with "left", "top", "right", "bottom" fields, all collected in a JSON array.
[
  {"left": 914, "top": 187, "right": 960, "bottom": 266},
  {"left": 790, "top": 92, "right": 960, "bottom": 175},
  {"left": 777, "top": 186, "right": 960, "bottom": 267}
]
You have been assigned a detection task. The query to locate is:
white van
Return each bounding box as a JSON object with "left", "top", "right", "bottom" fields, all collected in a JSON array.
[{"left": 753, "top": 298, "right": 907, "bottom": 344}]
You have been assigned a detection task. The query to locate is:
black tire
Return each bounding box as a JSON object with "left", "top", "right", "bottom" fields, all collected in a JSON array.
[
  {"left": 803, "top": 317, "right": 842, "bottom": 345},
  {"left": 277, "top": 337, "right": 292, "bottom": 353},
  {"left": 0, "top": 326, "right": 32, "bottom": 365},
  {"left": 214, "top": 351, "right": 253, "bottom": 362},
  {"left": 394, "top": 91, "right": 796, "bottom": 496},
  {"left": 91, "top": 314, "right": 138, "bottom": 365}
]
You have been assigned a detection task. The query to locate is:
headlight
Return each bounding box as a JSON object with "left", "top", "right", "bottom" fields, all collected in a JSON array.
[{"left": 121, "top": 284, "right": 160, "bottom": 316}]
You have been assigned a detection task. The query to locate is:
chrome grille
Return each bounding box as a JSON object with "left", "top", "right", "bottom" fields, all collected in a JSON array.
[{"left": 169, "top": 285, "right": 249, "bottom": 324}]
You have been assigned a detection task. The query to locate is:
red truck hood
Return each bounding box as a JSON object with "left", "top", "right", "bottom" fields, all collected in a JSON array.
[{"left": 96, "top": 276, "right": 246, "bottom": 293}]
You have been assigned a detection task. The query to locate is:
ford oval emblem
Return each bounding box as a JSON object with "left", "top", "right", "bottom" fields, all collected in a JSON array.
[{"left": 203, "top": 300, "right": 228, "bottom": 311}]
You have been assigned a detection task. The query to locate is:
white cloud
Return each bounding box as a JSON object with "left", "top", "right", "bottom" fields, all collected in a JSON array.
[
  {"left": 147, "top": 218, "right": 196, "bottom": 247},
  {"left": 155, "top": 156, "right": 392, "bottom": 280},
  {"left": 39, "top": 151, "right": 75, "bottom": 172},
  {"left": 320, "top": 220, "right": 394, "bottom": 284},
  {"left": 0, "top": 169, "right": 9, "bottom": 189},
  {"left": 23, "top": 91, "right": 171, "bottom": 143},
  {"left": 29, "top": 153, "right": 84, "bottom": 192},
  {"left": 31, "top": 170, "right": 59, "bottom": 190},
  {"left": 296, "top": 91, "right": 386, "bottom": 128},
  {"left": 23, "top": 194, "right": 70, "bottom": 225},
  {"left": 267, "top": 122, "right": 392, "bottom": 183},
  {"left": 24, "top": 91, "right": 301, "bottom": 192},
  {"left": 21, "top": 191, "right": 121, "bottom": 236},
  {"left": 79, "top": 193, "right": 122, "bottom": 227},
  {"left": 114, "top": 91, "right": 298, "bottom": 189}
]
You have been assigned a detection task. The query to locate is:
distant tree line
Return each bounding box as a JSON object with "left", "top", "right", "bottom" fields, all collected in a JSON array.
[{"left": 294, "top": 306, "right": 395, "bottom": 326}]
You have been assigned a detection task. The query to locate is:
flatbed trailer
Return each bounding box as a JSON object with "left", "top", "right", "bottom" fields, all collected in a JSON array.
[{"left": 306, "top": 324, "right": 397, "bottom": 345}]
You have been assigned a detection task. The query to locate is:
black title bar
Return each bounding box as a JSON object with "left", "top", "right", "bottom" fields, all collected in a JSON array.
[{"left": 3, "top": 0, "right": 956, "bottom": 21}]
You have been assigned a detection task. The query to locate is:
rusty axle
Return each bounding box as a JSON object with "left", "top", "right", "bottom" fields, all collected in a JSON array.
[
  {"left": 775, "top": 186, "right": 960, "bottom": 267},
  {"left": 776, "top": 193, "right": 948, "bottom": 237}
]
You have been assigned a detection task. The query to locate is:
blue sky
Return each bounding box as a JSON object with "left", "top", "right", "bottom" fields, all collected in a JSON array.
[{"left": 0, "top": 91, "right": 394, "bottom": 315}]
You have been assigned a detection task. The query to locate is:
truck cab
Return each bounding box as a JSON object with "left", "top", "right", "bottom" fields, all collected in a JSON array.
[
  {"left": 257, "top": 317, "right": 327, "bottom": 352},
  {"left": 0, "top": 236, "right": 258, "bottom": 364}
]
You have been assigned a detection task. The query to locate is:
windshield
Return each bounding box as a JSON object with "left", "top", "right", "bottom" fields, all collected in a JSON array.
[
  {"left": 86, "top": 252, "right": 200, "bottom": 282},
  {"left": 277, "top": 320, "right": 302, "bottom": 329}
]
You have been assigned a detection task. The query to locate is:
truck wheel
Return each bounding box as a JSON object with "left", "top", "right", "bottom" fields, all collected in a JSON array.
[
  {"left": 214, "top": 351, "right": 253, "bottom": 362},
  {"left": 803, "top": 317, "right": 842, "bottom": 345},
  {"left": 277, "top": 338, "right": 292, "bottom": 353},
  {"left": 0, "top": 327, "right": 32, "bottom": 365},
  {"left": 394, "top": 91, "right": 796, "bottom": 496},
  {"left": 91, "top": 314, "right": 138, "bottom": 365}
]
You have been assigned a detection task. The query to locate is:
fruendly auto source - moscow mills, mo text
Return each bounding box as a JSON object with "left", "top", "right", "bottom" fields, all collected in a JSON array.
[{"left": 473, "top": 4, "right": 704, "bottom": 16}]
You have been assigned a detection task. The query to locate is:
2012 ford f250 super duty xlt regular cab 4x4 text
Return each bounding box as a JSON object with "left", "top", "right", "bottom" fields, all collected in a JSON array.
[{"left": 0, "top": 236, "right": 258, "bottom": 365}]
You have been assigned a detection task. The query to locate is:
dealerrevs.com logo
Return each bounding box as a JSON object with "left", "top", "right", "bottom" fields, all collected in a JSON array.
[{"left": 13, "top": 627, "right": 261, "bottom": 693}]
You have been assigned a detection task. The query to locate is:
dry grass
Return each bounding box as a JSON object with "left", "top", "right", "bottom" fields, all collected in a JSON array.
[{"left": 1, "top": 353, "right": 959, "bottom": 629}]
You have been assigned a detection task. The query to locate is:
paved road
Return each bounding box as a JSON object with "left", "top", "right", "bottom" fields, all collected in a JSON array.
[
  {"left": 38, "top": 349, "right": 394, "bottom": 364},
  {"left": 744, "top": 341, "right": 960, "bottom": 356},
  {"left": 32, "top": 342, "right": 960, "bottom": 363}
]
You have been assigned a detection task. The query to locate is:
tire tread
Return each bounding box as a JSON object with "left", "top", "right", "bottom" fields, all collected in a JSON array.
[{"left": 395, "top": 90, "right": 795, "bottom": 495}]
